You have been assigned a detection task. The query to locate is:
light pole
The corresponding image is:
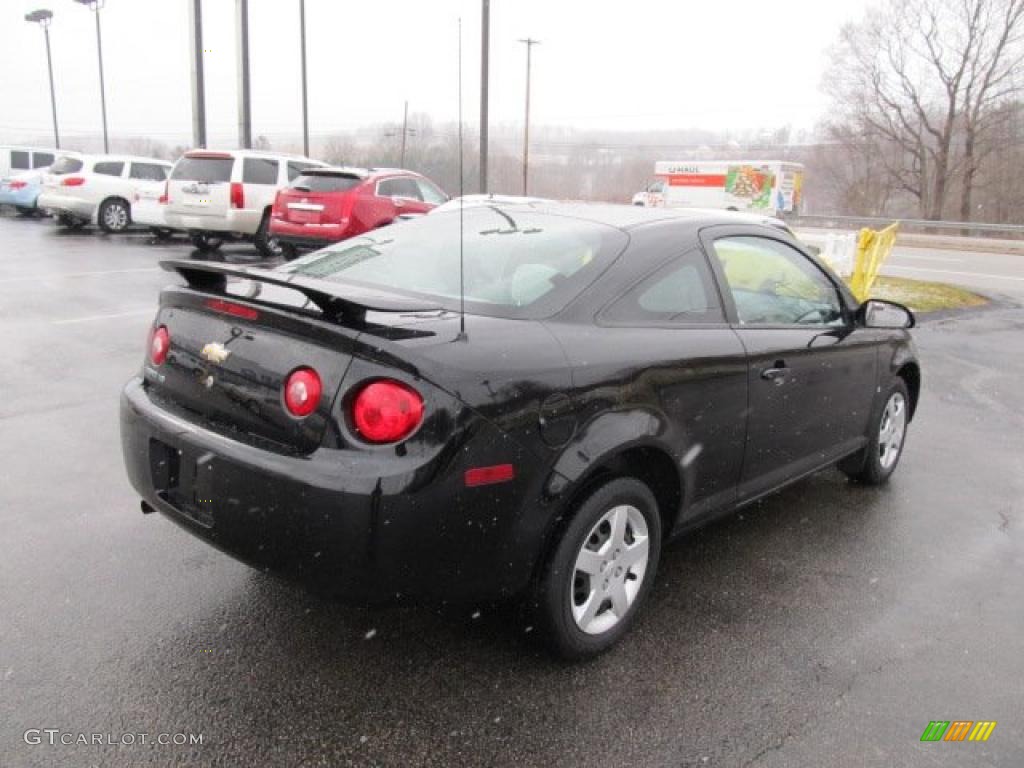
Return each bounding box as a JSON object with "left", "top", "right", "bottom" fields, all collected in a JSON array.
[
  {"left": 236, "top": 0, "right": 252, "bottom": 149},
  {"left": 518, "top": 37, "right": 540, "bottom": 196},
  {"left": 187, "top": 0, "right": 207, "bottom": 149},
  {"left": 25, "top": 9, "right": 60, "bottom": 150},
  {"left": 72, "top": 0, "right": 109, "bottom": 153},
  {"left": 299, "top": 0, "right": 309, "bottom": 157},
  {"left": 479, "top": 0, "right": 489, "bottom": 193}
]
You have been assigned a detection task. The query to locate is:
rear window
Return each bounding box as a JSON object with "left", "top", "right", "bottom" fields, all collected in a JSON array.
[
  {"left": 243, "top": 158, "right": 279, "bottom": 185},
  {"left": 32, "top": 152, "right": 55, "bottom": 168},
  {"left": 49, "top": 157, "right": 83, "bottom": 175},
  {"left": 130, "top": 162, "right": 169, "bottom": 181},
  {"left": 290, "top": 174, "right": 362, "bottom": 193},
  {"left": 171, "top": 156, "right": 234, "bottom": 183},
  {"left": 93, "top": 161, "right": 124, "bottom": 177},
  {"left": 283, "top": 208, "right": 628, "bottom": 319}
]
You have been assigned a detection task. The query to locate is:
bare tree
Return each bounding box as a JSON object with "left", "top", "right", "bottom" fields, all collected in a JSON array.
[{"left": 824, "top": 0, "right": 1024, "bottom": 220}]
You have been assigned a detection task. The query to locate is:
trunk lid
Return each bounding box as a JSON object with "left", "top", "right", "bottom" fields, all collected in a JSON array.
[
  {"left": 279, "top": 170, "right": 364, "bottom": 225},
  {"left": 146, "top": 260, "right": 442, "bottom": 454}
]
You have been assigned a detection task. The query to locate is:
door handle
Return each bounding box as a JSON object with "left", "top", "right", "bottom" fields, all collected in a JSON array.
[{"left": 761, "top": 361, "right": 789, "bottom": 384}]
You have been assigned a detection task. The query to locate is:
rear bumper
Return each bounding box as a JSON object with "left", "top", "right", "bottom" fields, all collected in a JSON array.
[
  {"left": 120, "top": 376, "right": 546, "bottom": 602},
  {"left": 38, "top": 191, "right": 94, "bottom": 220},
  {"left": 269, "top": 218, "right": 350, "bottom": 248},
  {"left": 0, "top": 184, "right": 41, "bottom": 209},
  {"left": 164, "top": 208, "right": 262, "bottom": 236}
]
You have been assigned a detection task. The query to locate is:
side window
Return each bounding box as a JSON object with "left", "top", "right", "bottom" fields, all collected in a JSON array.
[
  {"left": 94, "top": 161, "right": 125, "bottom": 177},
  {"left": 32, "top": 152, "right": 55, "bottom": 168},
  {"left": 243, "top": 157, "right": 279, "bottom": 185},
  {"left": 602, "top": 250, "right": 725, "bottom": 326},
  {"left": 416, "top": 178, "right": 447, "bottom": 205},
  {"left": 11, "top": 151, "right": 30, "bottom": 170},
  {"left": 378, "top": 177, "right": 422, "bottom": 200},
  {"left": 648, "top": 180, "right": 666, "bottom": 194},
  {"left": 287, "top": 161, "right": 317, "bottom": 181},
  {"left": 711, "top": 236, "right": 844, "bottom": 326},
  {"left": 129, "top": 163, "right": 169, "bottom": 181}
]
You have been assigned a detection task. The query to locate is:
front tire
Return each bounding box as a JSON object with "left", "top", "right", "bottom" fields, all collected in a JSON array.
[
  {"left": 98, "top": 197, "right": 131, "bottom": 233},
  {"left": 533, "top": 477, "right": 662, "bottom": 660},
  {"left": 56, "top": 213, "right": 86, "bottom": 230},
  {"left": 840, "top": 378, "right": 910, "bottom": 485}
]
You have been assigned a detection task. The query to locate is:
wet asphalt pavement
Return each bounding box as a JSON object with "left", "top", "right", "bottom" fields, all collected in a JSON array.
[{"left": 0, "top": 213, "right": 1021, "bottom": 767}]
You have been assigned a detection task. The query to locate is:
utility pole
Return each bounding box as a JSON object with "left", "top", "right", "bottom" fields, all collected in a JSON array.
[
  {"left": 236, "top": 0, "right": 252, "bottom": 149},
  {"left": 299, "top": 0, "right": 310, "bottom": 157},
  {"left": 400, "top": 100, "right": 408, "bottom": 168},
  {"left": 479, "top": 0, "right": 489, "bottom": 193},
  {"left": 73, "top": 0, "right": 108, "bottom": 153},
  {"left": 187, "top": 0, "right": 207, "bottom": 148},
  {"left": 518, "top": 38, "right": 540, "bottom": 196},
  {"left": 25, "top": 9, "right": 59, "bottom": 149}
]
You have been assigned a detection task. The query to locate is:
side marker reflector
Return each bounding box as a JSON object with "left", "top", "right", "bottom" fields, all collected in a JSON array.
[{"left": 464, "top": 464, "right": 516, "bottom": 488}]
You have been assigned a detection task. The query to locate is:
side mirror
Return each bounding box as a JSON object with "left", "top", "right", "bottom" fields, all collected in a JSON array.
[
  {"left": 858, "top": 299, "right": 915, "bottom": 329},
  {"left": 392, "top": 196, "right": 406, "bottom": 208}
]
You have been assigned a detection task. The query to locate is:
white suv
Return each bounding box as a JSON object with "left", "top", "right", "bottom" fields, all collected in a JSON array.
[
  {"left": 164, "top": 149, "right": 325, "bottom": 257},
  {"left": 37, "top": 154, "right": 172, "bottom": 232}
]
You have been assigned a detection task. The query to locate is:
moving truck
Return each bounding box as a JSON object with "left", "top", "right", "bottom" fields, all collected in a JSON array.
[{"left": 633, "top": 160, "right": 804, "bottom": 216}]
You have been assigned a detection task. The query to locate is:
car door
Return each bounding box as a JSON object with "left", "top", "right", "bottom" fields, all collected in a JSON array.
[
  {"left": 90, "top": 159, "right": 126, "bottom": 206},
  {"left": 702, "top": 227, "right": 878, "bottom": 502},
  {"left": 378, "top": 176, "right": 431, "bottom": 217}
]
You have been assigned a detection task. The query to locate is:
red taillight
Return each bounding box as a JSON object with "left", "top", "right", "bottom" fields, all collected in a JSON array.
[
  {"left": 148, "top": 325, "right": 170, "bottom": 366},
  {"left": 351, "top": 380, "right": 424, "bottom": 444},
  {"left": 62, "top": 176, "right": 85, "bottom": 187},
  {"left": 205, "top": 298, "right": 259, "bottom": 321},
  {"left": 283, "top": 367, "right": 322, "bottom": 418},
  {"left": 465, "top": 464, "right": 516, "bottom": 488},
  {"left": 158, "top": 180, "right": 169, "bottom": 205},
  {"left": 9, "top": 180, "right": 27, "bottom": 190},
  {"left": 230, "top": 181, "right": 244, "bottom": 209}
]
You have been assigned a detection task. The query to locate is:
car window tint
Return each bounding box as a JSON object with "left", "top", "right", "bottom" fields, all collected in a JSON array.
[
  {"left": 287, "top": 161, "right": 319, "bottom": 181},
  {"left": 49, "top": 157, "right": 83, "bottom": 175},
  {"left": 378, "top": 177, "right": 422, "bottom": 200},
  {"left": 11, "top": 151, "right": 30, "bottom": 170},
  {"left": 94, "top": 161, "right": 125, "bottom": 177},
  {"left": 284, "top": 208, "right": 628, "bottom": 320},
  {"left": 130, "top": 163, "right": 169, "bottom": 181},
  {"left": 243, "top": 158, "right": 279, "bottom": 185},
  {"left": 32, "top": 152, "right": 55, "bottom": 168},
  {"left": 171, "top": 156, "right": 234, "bottom": 182},
  {"left": 291, "top": 174, "right": 362, "bottom": 193},
  {"left": 416, "top": 179, "right": 447, "bottom": 205},
  {"left": 602, "top": 250, "right": 724, "bottom": 325},
  {"left": 711, "top": 236, "right": 843, "bottom": 326}
]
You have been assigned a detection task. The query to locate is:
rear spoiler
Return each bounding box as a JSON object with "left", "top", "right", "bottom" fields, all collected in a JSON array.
[{"left": 160, "top": 259, "right": 440, "bottom": 323}]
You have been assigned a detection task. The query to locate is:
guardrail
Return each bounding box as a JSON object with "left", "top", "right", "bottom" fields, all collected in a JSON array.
[{"left": 792, "top": 214, "right": 1024, "bottom": 240}]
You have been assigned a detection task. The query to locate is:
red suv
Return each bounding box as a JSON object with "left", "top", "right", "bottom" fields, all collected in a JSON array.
[{"left": 270, "top": 167, "right": 447, "bottom": 258}]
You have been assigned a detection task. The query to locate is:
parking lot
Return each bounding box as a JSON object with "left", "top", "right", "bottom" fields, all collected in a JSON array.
[{"left": 1, "top": 211, "right": 1022, "bottom": 766}]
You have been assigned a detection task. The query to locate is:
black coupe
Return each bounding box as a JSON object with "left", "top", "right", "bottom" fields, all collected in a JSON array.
[{"left": 120, "top": 203, "right": 919, "bottom": 658}]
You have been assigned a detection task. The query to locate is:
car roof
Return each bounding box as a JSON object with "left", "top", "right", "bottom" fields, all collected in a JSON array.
[
  {"left": 182, "top": 149, "right": 323, "bottom": 163},
  {"left": 298, "top": 166, "right": 417, "bottom": 180},
  {"left": 466, "top": 200, "right": 783, "bottom": 232},
  {"left": 78, "top": 154, "right": 172, "bottom": 165}
]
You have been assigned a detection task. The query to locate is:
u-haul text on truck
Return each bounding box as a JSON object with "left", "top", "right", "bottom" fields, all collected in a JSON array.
[{"left": 633, "top": 160, "right": 804, "bottom": 216}]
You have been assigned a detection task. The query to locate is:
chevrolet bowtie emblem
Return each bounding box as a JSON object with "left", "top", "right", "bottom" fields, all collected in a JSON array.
[{"left": 200, "top": 342, "right": 231, "bottom": 364}]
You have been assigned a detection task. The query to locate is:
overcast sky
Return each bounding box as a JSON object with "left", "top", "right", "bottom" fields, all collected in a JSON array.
[{"left": 2, "top": 0, "right": 871, "bottom": 148}]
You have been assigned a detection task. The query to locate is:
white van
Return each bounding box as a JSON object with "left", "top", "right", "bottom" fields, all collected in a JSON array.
[
  {"left": 0, "top": 146, "right": 62, "bottom": 181},
  {"left": 633, "top": 160, "right": 805, "bottom": 217},
  {"left": 37, "top": 154, "right": 173, "bottom": 232},
  {"left": 164, "top": 149, "right": 325, "bottom": 257}
]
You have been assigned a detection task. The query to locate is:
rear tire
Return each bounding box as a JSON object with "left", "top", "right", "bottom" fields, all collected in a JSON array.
[
  {"left": 189, "top": 231, "right": 224, "bottom": 253},
  {"left": 532, "top": 476, "right": 661, "bottom": 660},
  {"left": 279, "top": 242, "right": 299, "bottom": 261},
  {"left": 254, "top": 210, "right": 283, "bottom": 259},
  {"left": 98, "top": 197, "right": 131, "bottom": 233},
  {"left": 840, "top": 378, "right": 910, "bottom": 485},
  {"left": 149, "top": 227, "right": 174, "bottom": 241},
  {"left": 56, "top": 213, "right": 86, "bottom": 230}
]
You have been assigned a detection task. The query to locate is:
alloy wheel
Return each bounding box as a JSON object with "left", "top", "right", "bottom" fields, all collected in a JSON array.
[
  {"left": 104, "top": 202, "right": 128, "bottom": 231},
  {"left": 570, "top": 504, "right": 650, "bottom": 635},
  {"left": 878, "top": 392, "right": 907, "bottom": 469}
]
